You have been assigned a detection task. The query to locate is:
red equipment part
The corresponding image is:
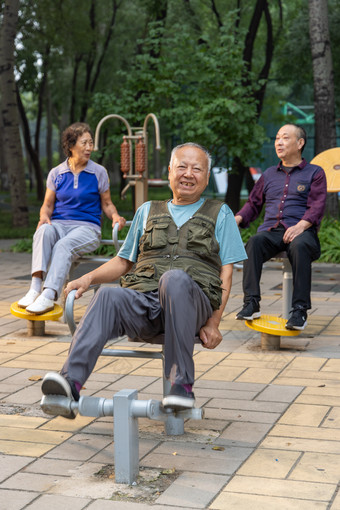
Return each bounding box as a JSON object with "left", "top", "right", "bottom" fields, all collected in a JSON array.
[
  {"left": 120, "top": 138, "right": 130, "bottom": 176},
  {"left": 135, "top": 138, "right": 146, "bottom": 174}
]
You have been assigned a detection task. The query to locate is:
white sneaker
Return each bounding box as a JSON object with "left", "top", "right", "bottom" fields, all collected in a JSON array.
[
  {"left": 17, "top": 289, "right": 40, "bottom": 309},
  {"left": 26, "top": 295, "right": 54, "bottom": 315}
]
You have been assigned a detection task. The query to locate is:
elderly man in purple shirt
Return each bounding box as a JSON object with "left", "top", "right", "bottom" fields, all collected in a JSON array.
[{"left": 235, "top": 123, "right": 327, "bottom": 330}]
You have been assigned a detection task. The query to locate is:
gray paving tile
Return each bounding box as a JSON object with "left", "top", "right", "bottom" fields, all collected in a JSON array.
[
  {"left": 206, "top": 398, "right": 288, "bottom": 413},
  {"left": 4, "top": 385, "right": 42, "bottom": 405},
  {"left": 25, "top": 494, "right": 91, "bottom": 509},
  {"left": 256, "top": 384, "right": 303, "bottom": 402},
  {"left": 219, "top": 421, "right": 273, "bottom": 445},
  {"left": 194, "top": 387, "right": 260, "bottom": 400},
  {"left": 204, "top": 407, "right": 281, "bottom": 424},
  {"left": 156, "top": 472, "right": 228, "bottom": 508},
  {"left": 0, "top": 489, "right": 38, "bottom": 510},
  {"left": 0, "top": 367, "right": 23, "bottom": 381},
  {"left": 105, "top": 375, "right": 159, "bottom": 392},
  {"left": 194, "top": 380, "right": 266, "bottom": 392},
  {"left": 0, "top": 454, "right": 33, "bottom": 482},
  {"left": 1, "top": 472, "right": 61, "bottom": 492},
  {"left": 24, "top": 458, "right": 83, "bottom": 476},
  {"left": 87, "top": 501, "right": 194, "bottom": 509},
  {"left": 141, "top": 441, "right": 252, "bottom": 475},
  {"left": 44, "top": 433, "right": 112, "bottom": 461}
]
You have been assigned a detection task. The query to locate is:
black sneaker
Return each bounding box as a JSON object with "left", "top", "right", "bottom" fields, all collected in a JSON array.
[
  {"left": 41, "top": 372, "right": 80, "bottom": 419},
  {"left": 236, "top": 301, "right": 261, "bottom": 320},
  {"left": 162, "top": 384, "right": 195, "bottom": 411},
  {"left": 285, "top": 309, "right": 307, "bottom": 331}
]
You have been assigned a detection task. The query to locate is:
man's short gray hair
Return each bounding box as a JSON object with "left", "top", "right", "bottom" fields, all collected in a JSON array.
[{"left": 169, "top": 142, "right": 212, "bottom": 172}]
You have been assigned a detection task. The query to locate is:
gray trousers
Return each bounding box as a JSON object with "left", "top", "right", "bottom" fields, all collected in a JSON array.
[
  {"left": 61, "top": 270, "right": 213, "bottom": 386},
  {"left": 32, "top": 222, "right": 101, "bottom": 298}
]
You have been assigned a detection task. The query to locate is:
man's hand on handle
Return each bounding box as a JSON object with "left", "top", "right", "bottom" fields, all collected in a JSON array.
[
  {"left": 64, "top": 274, "right": 93, "bottom": 300},
  {"left": 199, "top": 317, "right": 222, "bottom": 349}
]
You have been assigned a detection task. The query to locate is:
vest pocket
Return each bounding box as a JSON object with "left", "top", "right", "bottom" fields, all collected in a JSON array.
[
  {"left": 141, "top": 222, "right": 169, "bottom": 251},
  {"left": 121, "top": 263, "right": 157, "bottom": 287},
  {"left": 187, "top": 224, "right": 217, "bottom": 254}
]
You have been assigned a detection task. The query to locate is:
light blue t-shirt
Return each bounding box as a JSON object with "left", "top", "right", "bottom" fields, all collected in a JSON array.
[{"left": 119, "top": 198, "right": 247, "bottom": 266}]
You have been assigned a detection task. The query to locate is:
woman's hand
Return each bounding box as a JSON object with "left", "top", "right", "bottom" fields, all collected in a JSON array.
[
  {"left": 36, "top": 189, "right": 55, "bottom": 230},
  {"left": 112, "top": 213, "right": 126, "bottom": 231},
  {"left": 36, "top": 213, "right": 52, "bottom": 230}
]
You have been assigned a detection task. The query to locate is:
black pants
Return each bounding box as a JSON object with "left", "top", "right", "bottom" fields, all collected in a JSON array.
[{"left": 243, "top": 226, "right": 321, "bottom": 311}]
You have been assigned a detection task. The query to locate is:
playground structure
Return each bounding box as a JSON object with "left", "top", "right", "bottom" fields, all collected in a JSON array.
[{"left": 94, "top": 113, "right": 165, "bottom": 211}]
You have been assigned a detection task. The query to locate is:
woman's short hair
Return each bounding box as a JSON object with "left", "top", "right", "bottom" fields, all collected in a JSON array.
[{"left": 62, "top": 122, "right": 93, "bottom": 157}]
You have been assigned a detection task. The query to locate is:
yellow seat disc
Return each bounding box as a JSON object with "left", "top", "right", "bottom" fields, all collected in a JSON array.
[
  {"left": 311, "top": 148, "right": 340, "bottom": 192},
  {"left": 245, "top": 314, "right": 301, "bottom": 336},
  {"left": 10, "top": 302, "right": 63, "bottom": 321}
]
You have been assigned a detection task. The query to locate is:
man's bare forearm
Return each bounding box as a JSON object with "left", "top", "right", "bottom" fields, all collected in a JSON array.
[
  {"left": 86, "top": 256, "right": 133, "bottom": 285},
  {"left": 210, "top": 264, "right": 233, "bottom": 326}
]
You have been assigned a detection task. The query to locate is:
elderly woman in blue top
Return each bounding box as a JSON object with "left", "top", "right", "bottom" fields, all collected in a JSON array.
[{"left": 18, "top": 122, "right": 126, "bottom": 315}]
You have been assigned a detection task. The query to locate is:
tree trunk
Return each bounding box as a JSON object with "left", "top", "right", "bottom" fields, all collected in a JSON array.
[
  {"left": 0, "top": 0, "right": 29, "bottom": 227},
  {"left": 46, "top": 79, "right": 53, "bottom": 171},
  {"left": 0, "top": 111, "right": 9, "bottom": 190},
  {"left": 308, "top": 0, "right": 338, "bottom": 217},
  {"left": 225, "top": 157, "right": 247, "bottom": 213},
  {"left": 225, "top": 0, "right": 279, "bottom": 207},
  {"left": 16, "top": 85, "right": 45, "bottom": 201}
]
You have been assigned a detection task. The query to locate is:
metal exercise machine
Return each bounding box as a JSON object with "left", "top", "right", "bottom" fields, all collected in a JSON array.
[{"left": 41, "top": 388, "right": 203, "bottom": 484}]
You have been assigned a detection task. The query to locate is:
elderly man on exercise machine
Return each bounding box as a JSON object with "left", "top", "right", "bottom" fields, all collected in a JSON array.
[
  {"left": 235, "top": 124, "right": 327, "bottom": 330},
  {"left": 41, "top": 142, "right": 246, "bottom": 418}
]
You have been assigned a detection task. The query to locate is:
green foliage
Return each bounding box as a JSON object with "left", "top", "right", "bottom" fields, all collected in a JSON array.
[
  {"left": 10, "top": 238, "right": 33, "bottom": 253},
  {"left": 318, "top": 217, "right": 340, "bottom": 263},
  {"left": 92, "top": 19, "right": 266, "bottom": 168},
  {"left": 239, "top": 216, "right": 264, "bottom": 244}
]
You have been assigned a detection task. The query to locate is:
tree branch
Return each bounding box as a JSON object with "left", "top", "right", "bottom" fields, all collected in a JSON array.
[
  {"left": 90, "top": 0, "right": 120, "bottom": 93},
  {"left": 210, "top": 0, "right": 223, "bottom": 28},
  {"left": 243, "top": 0, "right": 265, "bottom": 73}
]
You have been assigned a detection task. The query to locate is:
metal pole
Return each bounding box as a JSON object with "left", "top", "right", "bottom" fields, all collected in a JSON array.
[
  {"left": 114, "top": 389, "right": 139, "bottom": 484},
  {"left": 282, "top": 258, "right": 293, "bottom": 320}
]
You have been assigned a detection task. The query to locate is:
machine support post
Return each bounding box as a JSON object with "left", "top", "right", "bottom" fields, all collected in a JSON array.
[
  {"left": 282, "top": 257, "right": 293, "bottom": 320},
  {"left": 113, "top": 389, "right": 139, "bottom": 484}
]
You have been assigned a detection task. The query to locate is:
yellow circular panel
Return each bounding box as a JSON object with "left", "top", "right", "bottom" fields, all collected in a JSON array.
[
  {"left": 311, "top": 148, "right": 340, "bottom": 192},
  {"left": 10, "top": 302, "right": 63, "bottom": 321},
  {"left": 245, "top": 314, "right": 301, "bottom": 336}
]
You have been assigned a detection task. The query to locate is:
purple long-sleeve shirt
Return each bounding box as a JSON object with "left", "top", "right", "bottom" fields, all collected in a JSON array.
[{"left": 237, "top": 159, "right": 327, "bottom": 231}]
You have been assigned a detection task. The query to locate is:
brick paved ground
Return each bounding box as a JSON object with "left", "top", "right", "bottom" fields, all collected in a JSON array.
[{"left": 0, "top": 240, "right": 340, "bottom": 509}]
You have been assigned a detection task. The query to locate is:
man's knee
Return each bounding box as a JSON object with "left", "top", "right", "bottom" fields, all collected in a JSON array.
[
  {"left": 245, "top": 232, "right": 268, "bottom": 252},
  {"left": 92, "top": 287, "right": 137, "bottom": 315},
  {"left": 159, "top": 270, "right": 192, "bottom": 296},
  {"left": 289, "top": 234, "right": 320, "bottom": 262}
]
